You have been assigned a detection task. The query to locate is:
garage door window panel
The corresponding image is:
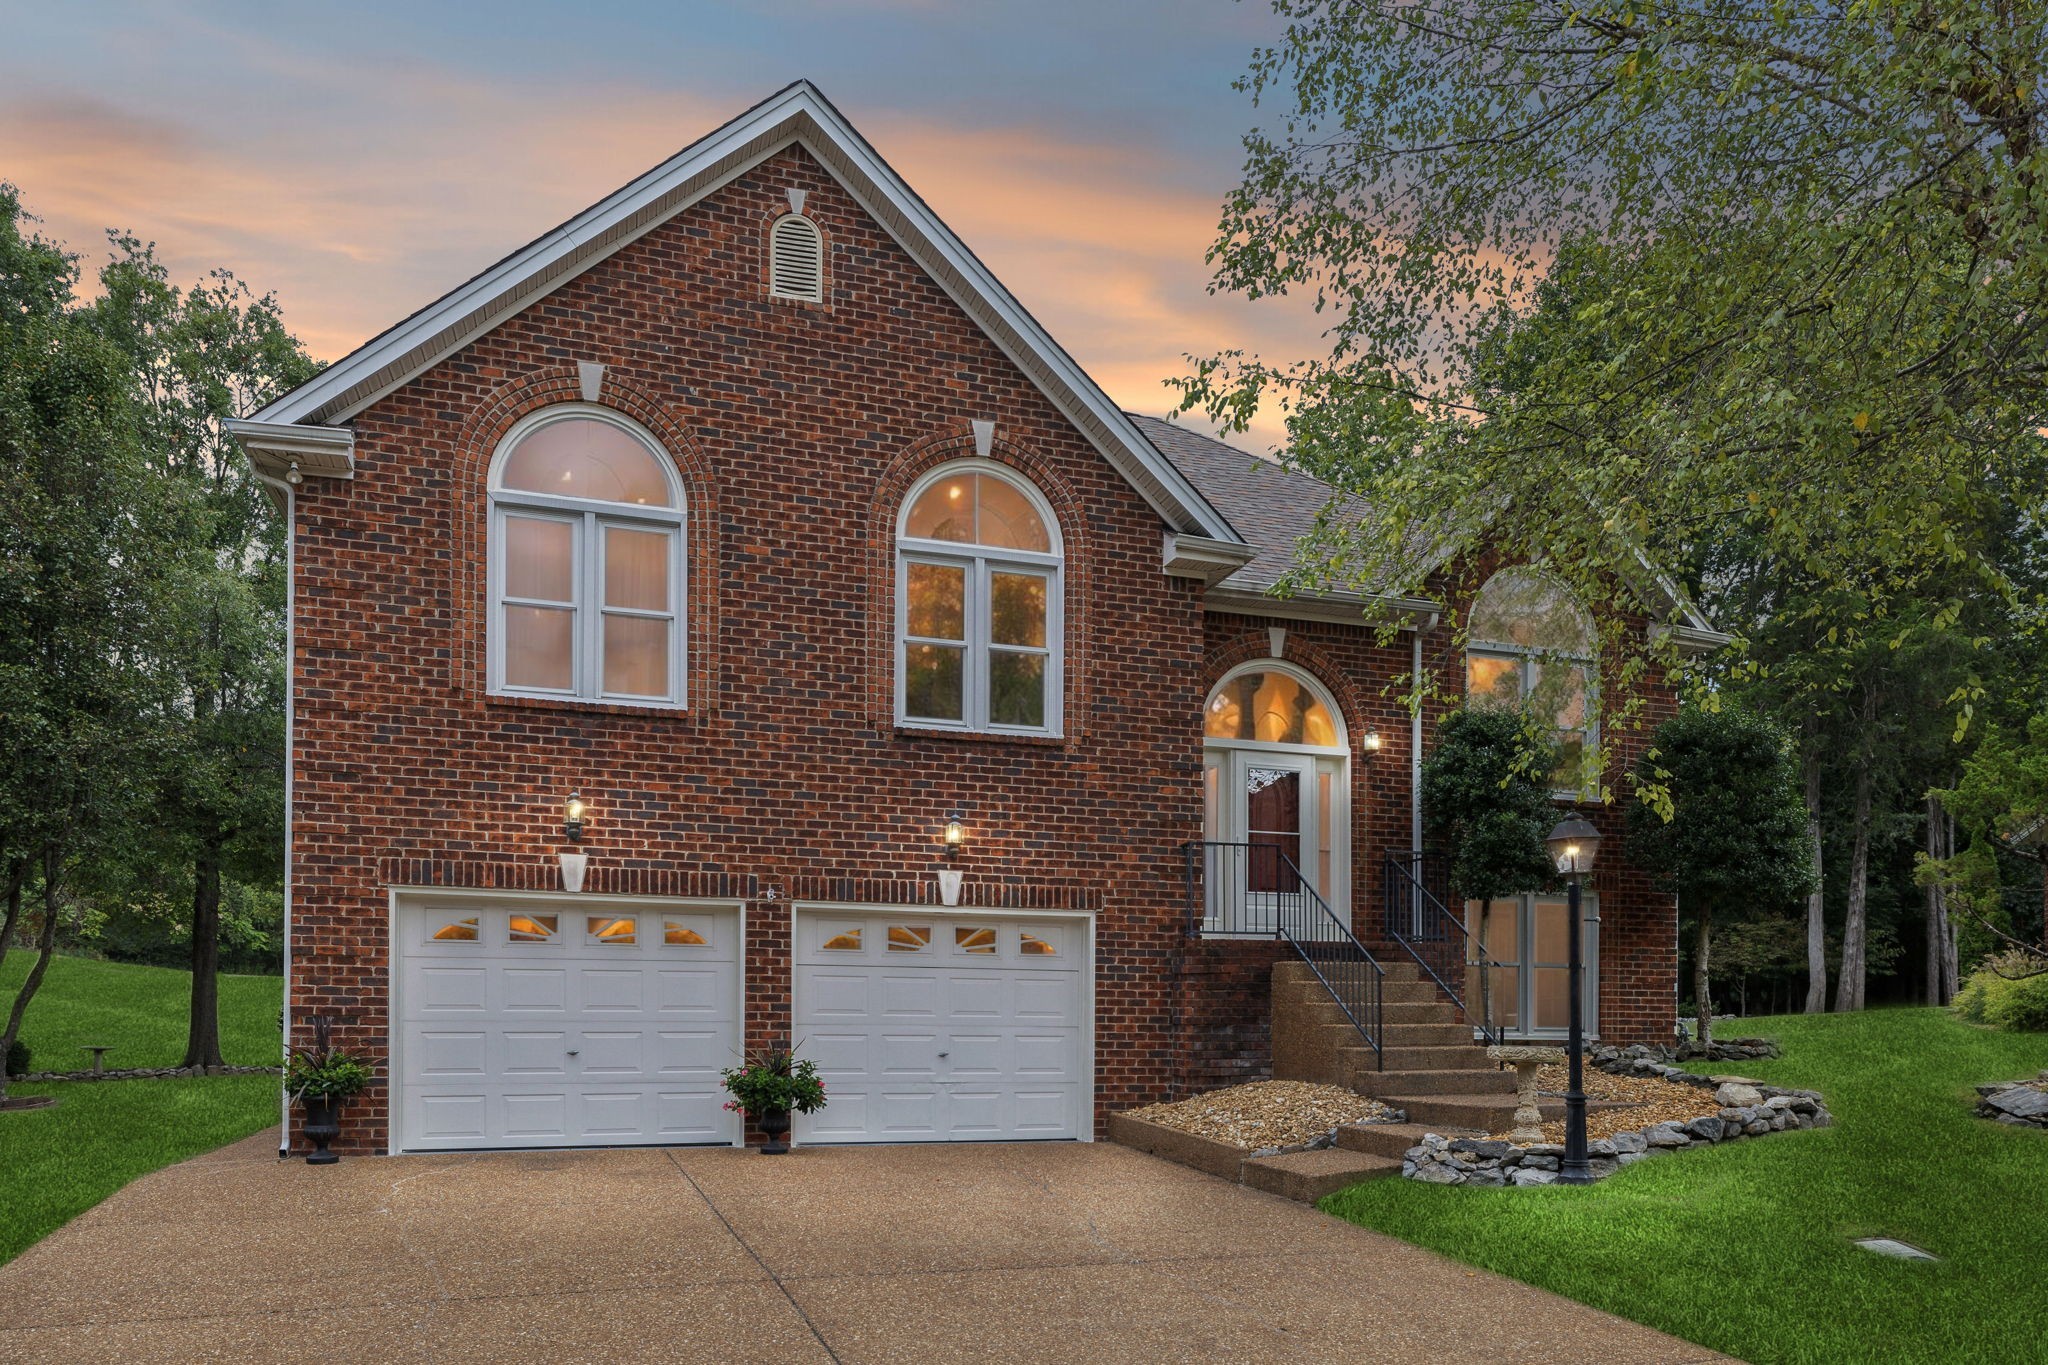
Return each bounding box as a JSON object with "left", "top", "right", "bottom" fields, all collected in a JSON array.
[{"left": 509, "top": 914, "right": 558, "bottom": 943}]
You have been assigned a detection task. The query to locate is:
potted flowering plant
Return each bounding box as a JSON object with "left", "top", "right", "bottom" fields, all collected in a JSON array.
[
  {"left": 284, "top": 1017, "right": 374, "bottom": 1165},
  {"left": 721, "top": 1043, "right": 827, "bottom": 1154}
]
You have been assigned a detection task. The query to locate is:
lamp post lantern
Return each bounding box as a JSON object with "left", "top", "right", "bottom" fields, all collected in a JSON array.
[{"left": 1546, "top": 814, "right": 1602, "bottom": 1184}]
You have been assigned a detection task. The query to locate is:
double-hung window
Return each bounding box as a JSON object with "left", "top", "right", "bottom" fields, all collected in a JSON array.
[
  {"left": 489, "top": 407, "right": 685, "bottom": 707},
  {"left": 896, "top": 462, "right": 1063, "bottom": 735},
  {"left": 1465, "top": 566, "right": 1596, "bottom": 792}
]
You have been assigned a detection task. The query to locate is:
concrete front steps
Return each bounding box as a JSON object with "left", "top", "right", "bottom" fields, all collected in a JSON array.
[
  {"left": 1272, "top": 959, "right": 1532, "bottom": 1132},
  {"left": 1239, "top": 1148, "right": 1404, "bottom": 1202}
]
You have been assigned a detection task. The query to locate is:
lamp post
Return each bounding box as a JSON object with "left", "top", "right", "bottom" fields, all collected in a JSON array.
[{"left": 1546, "top": 814, "right": 1602, "bottom": 1184}]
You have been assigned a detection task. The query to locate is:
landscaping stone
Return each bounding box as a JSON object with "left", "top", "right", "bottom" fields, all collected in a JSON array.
[
  {"left": 8, "top": 1064, "right": 280, "bottom": 1083},
  {"left": 1974, "top": 1077, "right": 2048, "bottom": 1129},
  {"left": 1395, "top": 1062, "right": 1834, "bottom": 1186}
]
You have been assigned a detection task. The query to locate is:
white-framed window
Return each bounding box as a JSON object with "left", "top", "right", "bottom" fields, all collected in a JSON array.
[
  {"left": 769, "top": 213, "right": 824, "bottom": 302},
  {"left": 488, "top": 405, "right": 686, "bottom": 708},
  {"left": 895, "top": 460, "right": 1063, "bottom": 735},
  {"left": 1465, "top": 566, "right": 1596, "bottom": 793}
]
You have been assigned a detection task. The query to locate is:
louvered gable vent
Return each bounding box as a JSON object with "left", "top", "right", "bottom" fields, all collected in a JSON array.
[{"left": 769, "top": 213, "right": 824, "bottom": 302}]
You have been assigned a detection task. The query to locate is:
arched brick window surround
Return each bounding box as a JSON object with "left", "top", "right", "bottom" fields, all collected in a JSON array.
[
  {"left": 450, "top": 366, "right": 718, "bottom": 719},
  {"left": 868, "top": 427, "right": 1089, "bottom": 741}
]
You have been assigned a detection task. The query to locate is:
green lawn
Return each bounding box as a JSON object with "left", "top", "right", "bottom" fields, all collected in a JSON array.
[
  {"left": 0, "top": 955, "right": 282, "bottom": 1266},
  {"left": 1323, "top": 1009, "right": 2048, "bottom": 1365}
]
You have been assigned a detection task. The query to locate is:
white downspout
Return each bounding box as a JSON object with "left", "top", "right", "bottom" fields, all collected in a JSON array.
[
  {"left": 256, "top": 471, "right": 296, "bottom": 1158},
  {"left": 1410, "top": 629, "right": 1424, "bottom": 855}
]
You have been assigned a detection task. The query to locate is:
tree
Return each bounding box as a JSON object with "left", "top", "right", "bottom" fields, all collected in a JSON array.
[
  {"left": 1924, "top": 713, "right": 2048, "bottom": 973},
  {"left": 1627, "top": 706, "right": 1814, "bottom": 1045},
  {"left": 1420, "top": 706, "right": 1558, "bottom": 1031},
  {"left": 0, "top": 187, "right": 166, "bottom": 1099},
  {"left": 88, "top": 237, "right": 315, "bottom": 1069},
  {"left": 1181, "top": 3, "right": 2048, "bottom": 744}
]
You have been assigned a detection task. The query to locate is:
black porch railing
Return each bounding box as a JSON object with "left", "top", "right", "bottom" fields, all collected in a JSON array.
[
  {"left": 1183, "top": 840, "right": 1384, "bottom": 1068},
  {"left": 1382, "top": 850, "right": 1506, "bottom": 1046}
]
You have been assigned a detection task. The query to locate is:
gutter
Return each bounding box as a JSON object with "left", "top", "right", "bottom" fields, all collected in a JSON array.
[{"left": 1205, "top": 583, "right": 1443, "bottom": 630}]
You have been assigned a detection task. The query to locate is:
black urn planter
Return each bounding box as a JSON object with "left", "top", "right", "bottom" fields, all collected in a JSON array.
[
  {"left": 302, "top": 1096, "right": 342, "bottom": 1165},
  {"left": 758, "top": 1108, "right": 792, "bottom": 1155}
]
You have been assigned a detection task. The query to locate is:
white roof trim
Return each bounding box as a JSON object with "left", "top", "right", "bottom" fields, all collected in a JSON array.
[
  {"left": 244, "top": 81, "right": 1240, "bottom": 543},
  {"left": 1163, "top": 532, "right": 1257, "bottom": 584},
  {"left": 224, "top": 418, "right": 355, "bottom": 480}
]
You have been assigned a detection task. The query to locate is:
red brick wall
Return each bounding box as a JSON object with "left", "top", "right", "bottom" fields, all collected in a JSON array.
[
  {"left": 1189, "top": 603, "right": 1680, "bottom": 1073},
  {"left": 286, "top": 144, "right": 1208, "bottom": 1152},
  {"left": 285, "top": 141, "right": 1678, "bottom": 1154}
]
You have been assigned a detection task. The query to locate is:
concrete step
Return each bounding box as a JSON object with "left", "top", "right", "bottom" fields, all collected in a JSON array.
[
  {"left": 1354, "top": 1066, "right": 1515, "bottom": 1098},
  {"left": 1275, "top": 958, "right": 1423, "bottom": 986},
  {"left": 1381, "top": 981, "right": 1442, "bottom": 1005},
  {"left": 1354, "top": 1044, "right": 1502, "bottom": 1073},
  {"left": 1378, "top": 1022, "right": 1483, "bottom": 1046},
  {"left": 1240, "top": 1148, "right": 1403, "bottom": 1203},
  {"left": 1291, "top": 997, "right": 1459, "bottom": 1032},
  {"left": 1391, "top": 1092, "right": 1552, "bottom": 1130},
  {"left": 1336, "top": 1121, "right": 1483, "bottom": 1159}
]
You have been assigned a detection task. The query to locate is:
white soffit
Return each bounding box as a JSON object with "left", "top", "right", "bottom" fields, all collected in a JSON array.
[{"left": 243, "top": 81, "right": 1240, "bottom": 545}]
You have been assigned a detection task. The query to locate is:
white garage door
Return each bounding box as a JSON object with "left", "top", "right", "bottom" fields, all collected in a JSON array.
[
  {"left": 393, "top": 896, "right": 741, "bottom": 1152},
  {"left": 793, "top": 909, "right": 1088, "bottom": 1143}
]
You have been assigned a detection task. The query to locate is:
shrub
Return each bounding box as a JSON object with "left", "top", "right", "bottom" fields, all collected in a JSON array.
[
  {"left": 4, "top": 1038, "right": 28, "bottom": 1077},
  {"left": 1954, "top": 951, "right": 2048, "bottom": 1032},
  {"left": 721, "top": 1043, "right": 828, "bottom": 1117}
]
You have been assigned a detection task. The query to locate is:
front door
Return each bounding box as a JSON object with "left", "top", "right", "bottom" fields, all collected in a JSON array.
[{"left": 1205, "top": 749, "right": 1325, "bottom": 932}]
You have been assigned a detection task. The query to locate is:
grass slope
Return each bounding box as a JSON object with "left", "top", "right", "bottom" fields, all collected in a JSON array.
[
  {"left": 1, "top": 954, "right": 281, "bottom": 1070},
  {"left": 1, "top": 955, "right": 282, "bottom": 1266},
  {"left": 1322, "top": 1009, "right": 2048, "bottom": 1365}
]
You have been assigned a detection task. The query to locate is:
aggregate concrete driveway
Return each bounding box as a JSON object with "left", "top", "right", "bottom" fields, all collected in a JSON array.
[{"left": 0, "top": 1132, "right": 1732, "bottom": 1364}]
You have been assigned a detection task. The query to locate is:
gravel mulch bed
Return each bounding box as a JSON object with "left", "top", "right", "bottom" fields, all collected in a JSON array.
[
  {"left": 1126, "top": 1081, "right": 1400, "bottom": 1150},
  {"left": 1498, "top": 1062, "right": 1723, "bottom": 1143}
]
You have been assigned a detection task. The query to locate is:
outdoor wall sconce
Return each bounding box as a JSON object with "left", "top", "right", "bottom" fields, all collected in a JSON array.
[
  {"left": 564, "top": 792, "right": 588, "bottom": 842},
  {"left": 942, "top": 811, "right": 967, "bottom": 858},
  {"left": 1363, "top": 731, "right": 1384, "bottom": 755},
  {"left": 284, "top": 460, "right": 304, "bottom": 487}
]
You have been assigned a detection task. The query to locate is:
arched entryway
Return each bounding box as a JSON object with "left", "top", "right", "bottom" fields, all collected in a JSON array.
[{"left": 1199, "top": 661, "right": 1350, "bottom": 932}]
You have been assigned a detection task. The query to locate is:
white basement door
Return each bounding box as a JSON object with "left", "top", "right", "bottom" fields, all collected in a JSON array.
[
  {"left": 793, "top": 910, "right": 1087, "bottom": 1143},
  {"left": 393, "top": 897, "right": 740, "bottom": 1152}
]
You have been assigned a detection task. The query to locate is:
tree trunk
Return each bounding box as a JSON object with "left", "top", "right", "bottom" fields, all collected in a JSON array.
[
  {"left": 1925, "top": 795, "right": 1950, "bottom": 1006},
  {"left": 1802, "top": 747, "right": 1828, "bottom": 1014},
  {"left": 0, "top": 859, "right": 25, "bottom": 972},
  {"left": 1835, "top": 744, "right": 1875, "bottom": 1013},
  {"left": 182, "top": 844, "right": 226, "bottom": 1070},
  {"left": 1, "top": 848, "right": 63, "bottom": 1103},
  {"left": 1694, "top": 912, "right": 1713, "bottom": 1048}
]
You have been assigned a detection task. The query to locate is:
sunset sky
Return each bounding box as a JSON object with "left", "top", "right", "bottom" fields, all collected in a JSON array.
[{"left": 2, "top": 1, "right": 1329, "bottom": 451}]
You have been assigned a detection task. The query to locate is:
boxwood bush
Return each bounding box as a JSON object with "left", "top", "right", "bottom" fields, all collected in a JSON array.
[{"left": 1954, "top": 951, "right": 2048, "bottom": 1032}]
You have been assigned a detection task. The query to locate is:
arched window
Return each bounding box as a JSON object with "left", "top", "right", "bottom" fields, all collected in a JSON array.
[
  {"left": 1466, "top": 567, "right": 1595, "bottom": 788},
  {"left": 896, "top": 461, "right": 1062, "bottom": 734},
  {"left": 488, "top": 406, "right": 685, "bottom": 706},
  {"left": 769, "top": 213, "right": 824, "bottom": 302}
]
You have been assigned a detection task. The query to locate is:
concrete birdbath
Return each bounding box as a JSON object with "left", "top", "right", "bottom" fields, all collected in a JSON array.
[{"left": 1487, "top": 1044, "right": 1567, "bottom": 1142}]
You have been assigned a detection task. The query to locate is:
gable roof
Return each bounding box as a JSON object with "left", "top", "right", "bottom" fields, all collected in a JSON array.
[{"left": 236, "top": 81, "right": 1241, "bottom": 545}]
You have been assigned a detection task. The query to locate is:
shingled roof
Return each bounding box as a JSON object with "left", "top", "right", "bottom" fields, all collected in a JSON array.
[{"left": 1128, "top": 413, "right": 1376, "bottom": 598}]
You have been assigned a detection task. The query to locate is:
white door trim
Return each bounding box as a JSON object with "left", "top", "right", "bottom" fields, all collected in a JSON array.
[
  {"left": 385, "top": 885, "right": 747, "bottom": 1155},
  {"left": 788, "top": 900, "right": 1096, "bottom": 1144}
]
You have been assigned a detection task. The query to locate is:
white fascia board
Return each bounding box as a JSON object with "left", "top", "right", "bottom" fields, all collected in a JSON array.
[
  {"left": 1205, "top": 584, "right": 1442, "bottom": 630},
  {"left": 1647, "top": 622, "right": 1737, "bottom": 656},
  {"left": 1162, "top": 532, "right": 1257, "bottom": 583},
  {"left": 242, "top": 82, "right": 1243, "bottom": 546},
  {"left": 224, "top": 418, "right": 355, "bottom": 480}
]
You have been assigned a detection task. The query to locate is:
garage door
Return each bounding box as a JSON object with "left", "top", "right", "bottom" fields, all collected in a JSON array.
[
  {"left": 393, "top": 896, "right": 741, "bottom": 1152},
  {"left": 793, "top": 909, "right": 1088, "bottom": 1143}
]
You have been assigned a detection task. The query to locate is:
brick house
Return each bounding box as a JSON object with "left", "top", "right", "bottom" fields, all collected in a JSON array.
[{"left": 231, "top": 83, "right": 1719, "bottom": 1156}]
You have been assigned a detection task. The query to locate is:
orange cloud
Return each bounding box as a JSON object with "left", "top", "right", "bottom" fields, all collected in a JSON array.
[{"left": 1, "top": 79, "right": 1316, "bottom": 453}]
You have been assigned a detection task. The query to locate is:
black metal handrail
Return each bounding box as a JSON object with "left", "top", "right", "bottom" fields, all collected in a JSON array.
[
  {"left": 1382, "top": 850, "right": 1506, "bottom": 1046},
  {"left": 1183, "top": 840, "right": 1384, "bottom": 1068}
]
